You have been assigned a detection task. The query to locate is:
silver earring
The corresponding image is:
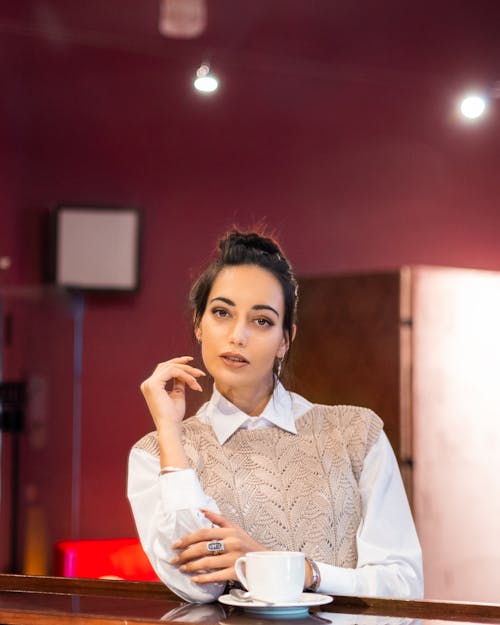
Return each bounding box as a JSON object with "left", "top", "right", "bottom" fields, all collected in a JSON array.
[{"left": 276, "top": 357, "right": 283, "bottom": 377}]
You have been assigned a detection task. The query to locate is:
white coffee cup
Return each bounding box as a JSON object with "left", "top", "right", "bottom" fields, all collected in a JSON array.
[{"left": 234, "top": 551, "right": 305, "bottom": 603}]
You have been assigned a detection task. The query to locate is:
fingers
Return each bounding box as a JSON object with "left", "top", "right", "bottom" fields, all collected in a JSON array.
[
  {"left": 166, "top": 367, "right": 203, "bottom": 393},
  {"left": 174, "top": 551, "right": 235, "bottom": 573},
  {"left": 172, "top": 536, "right": 238, "bottom": 565},
  {"left": 139, "top": 356, "right": 208, "bottom": 426},
  {"left": 162, "top": 357, "right": 206, "bottom": 381},
  {"left": 160, "top": 356, "right": 205, "bottom": 375},
  {"left": 141, "top": 359, "right": 206, "bottom": 395},
  {"left": 169, "top": 520, "right": 266, "bottom": 585},
  {"left": 191, "top": 567, "right": 236, "bottom": 584},
  {"left": 200, "top": 508, "right": 234, "bottom": 528},
  {"left": 172, "top": 527, "right": 231, "bottom": 550},
  {"left": 169, "top": 543, "right": 239, "bottom": 583},
  {"left": 152, "top": 357, "right": 206, "bottom": 381},
  {"left": 158, "top": 363, "right": 206, "bottom": 387},
  {"left": 168, "top": 508, "right": 232, "bottom": 549}
]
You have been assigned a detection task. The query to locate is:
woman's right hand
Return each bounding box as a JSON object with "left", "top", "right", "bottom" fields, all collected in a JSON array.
[{"left": 140, "top": 356, "right": 206, "bottom": 430}]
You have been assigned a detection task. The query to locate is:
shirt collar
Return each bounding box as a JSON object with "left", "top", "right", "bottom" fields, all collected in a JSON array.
[{"left": 203, "top": 381, "right": 298, "bottom": 444}]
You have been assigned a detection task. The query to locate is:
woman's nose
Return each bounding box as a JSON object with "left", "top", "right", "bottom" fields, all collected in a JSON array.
[{"left": 229, "top": 321, "right": 248, "bottom": 346}]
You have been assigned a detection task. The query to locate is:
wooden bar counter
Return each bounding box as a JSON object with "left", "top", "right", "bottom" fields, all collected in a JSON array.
[{"left": 1, "top": 574, "right": 500, "bottom": 625}]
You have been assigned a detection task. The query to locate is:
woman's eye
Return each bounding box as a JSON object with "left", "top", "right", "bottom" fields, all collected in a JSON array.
[
  {"left": 212, "top": 308, "right": 229, "bottom": 318},
  {"left": 255, "top": 317, "right": 272, "bottom": 327}
]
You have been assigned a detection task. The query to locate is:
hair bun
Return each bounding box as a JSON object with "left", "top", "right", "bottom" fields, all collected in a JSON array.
[{"left": 219, "top": 230, "right": 282, "bottom": 261}]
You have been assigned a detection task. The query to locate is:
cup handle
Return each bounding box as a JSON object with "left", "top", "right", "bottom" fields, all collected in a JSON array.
[{"left": 234, "top": 556, "right": 248, "bottom": 590}]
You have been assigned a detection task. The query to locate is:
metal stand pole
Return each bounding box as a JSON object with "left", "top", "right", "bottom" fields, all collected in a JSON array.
[{"left": 71, "top": 294, "right": 85, "bottom": 540}]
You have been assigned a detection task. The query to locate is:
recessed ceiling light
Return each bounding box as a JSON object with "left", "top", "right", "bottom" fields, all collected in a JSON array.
[
  {"left": 194, "top": 63, "right": 219, "bottom": 93},
  {"left": 460, "top": 94, "right": 487, "bottom": 120}
]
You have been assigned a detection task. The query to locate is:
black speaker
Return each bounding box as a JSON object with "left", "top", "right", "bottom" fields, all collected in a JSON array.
[{"left": 0, "top": 382, "right": 26, "bottom": 433}]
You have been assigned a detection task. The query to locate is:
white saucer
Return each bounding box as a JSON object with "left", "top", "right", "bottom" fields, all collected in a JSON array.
[{"left": 218, "top": 592, "right": 333, "bottom": 617}]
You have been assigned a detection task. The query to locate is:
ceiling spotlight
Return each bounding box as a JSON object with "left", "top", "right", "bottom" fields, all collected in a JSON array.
[
  {"left": 460, "top": 94, "right": 487, "bottom": 120},
  {"left": 194, "top": 63, "right": 218, "bottom": 93}
]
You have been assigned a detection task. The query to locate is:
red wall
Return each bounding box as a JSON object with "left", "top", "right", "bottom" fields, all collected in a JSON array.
[{"left": 2, "top": 3, "right": 500, "bottom": 571}]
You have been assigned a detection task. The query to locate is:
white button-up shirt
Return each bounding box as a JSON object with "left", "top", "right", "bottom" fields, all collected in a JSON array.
[{"left": 127, "top": 383, "right": 423, "bottom": 603}]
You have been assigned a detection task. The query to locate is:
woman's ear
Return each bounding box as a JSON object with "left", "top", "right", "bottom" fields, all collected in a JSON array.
[
  {"left": 194, "top": 318, "right": 202, "bottom": 343},
  {"left": 278, "top": 324, "right": 296, "bottom": 358}
]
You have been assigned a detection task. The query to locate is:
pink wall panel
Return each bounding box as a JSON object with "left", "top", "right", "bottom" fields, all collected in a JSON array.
[
  {"left": 413, "top": 268, "right": 500, "bottom": 602},
  {"left": 2, "top": 2, "right": 500, "bottom": 579}
]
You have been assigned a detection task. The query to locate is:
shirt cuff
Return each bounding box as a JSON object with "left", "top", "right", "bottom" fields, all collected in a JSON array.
[
  {"left": 317, "top": 562, "right": 356, "bottom": 596},
  {"left": 159, "top": 468, "right": 208, "bottom": 511}
]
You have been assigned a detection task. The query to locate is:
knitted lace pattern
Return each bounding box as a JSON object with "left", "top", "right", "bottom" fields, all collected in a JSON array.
[{"left": 134, "top": 404, "right": 382, "bottom": 567}]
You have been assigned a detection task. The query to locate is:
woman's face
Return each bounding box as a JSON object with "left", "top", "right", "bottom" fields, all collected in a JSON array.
[{"left": 196, "top": 264, "right": 289, "bottom": 395}]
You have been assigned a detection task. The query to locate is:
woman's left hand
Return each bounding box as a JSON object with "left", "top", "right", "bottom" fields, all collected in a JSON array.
[{"left": 169, "top": 509, "right": 267, "bottom": 584}]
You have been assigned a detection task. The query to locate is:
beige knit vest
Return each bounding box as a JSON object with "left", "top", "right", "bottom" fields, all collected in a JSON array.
[{"left": 134, "top": 404, "right": 382, "bottom": 568}]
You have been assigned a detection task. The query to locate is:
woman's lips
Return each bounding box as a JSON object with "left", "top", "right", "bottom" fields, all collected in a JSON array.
[{"left": 220, "top": 353, "right": 249, "bottom": 368}]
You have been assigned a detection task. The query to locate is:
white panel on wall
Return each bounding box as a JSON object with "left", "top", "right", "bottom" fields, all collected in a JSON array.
[
  {"left": 413, "top": 267, "right": 500, "bottom": 602},
  {"left": 55, "top": 207, "right": 140, "bottom": 291}
]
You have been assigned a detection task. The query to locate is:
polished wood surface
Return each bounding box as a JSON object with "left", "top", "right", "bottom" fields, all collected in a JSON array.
[
  {"left": 293, "top": 273, "right": 403, "bottom": 458},
  {"left": 0, "top": 573, "right": 174, "bottom": 599},
  {"left": 1, "top": 575, "right": 500, "bottom": 625}
]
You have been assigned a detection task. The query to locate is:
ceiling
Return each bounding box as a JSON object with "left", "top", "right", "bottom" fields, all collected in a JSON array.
[{"left": 2, "top": 0, "right": 500, "bottom": 95}]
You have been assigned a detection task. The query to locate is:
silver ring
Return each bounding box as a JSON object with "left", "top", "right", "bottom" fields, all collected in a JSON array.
[{"left": 206, "top": 540, "right": 225, "bottom": 554}]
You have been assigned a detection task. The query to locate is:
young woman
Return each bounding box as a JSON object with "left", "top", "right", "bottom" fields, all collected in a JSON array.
[{"left": 127, "top": 230, "right": 423, "bottom": 603}]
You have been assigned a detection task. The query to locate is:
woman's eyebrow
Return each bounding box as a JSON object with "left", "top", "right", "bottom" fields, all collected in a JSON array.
[
  {"left": 209, "top": 297, "right": 279, "bottom": 317},
  {"left": 253, "top": 304, "right": 279, "bottom": 317},
  {"left": 209, "top": 296, "right": 235, "bottom": 306}
]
